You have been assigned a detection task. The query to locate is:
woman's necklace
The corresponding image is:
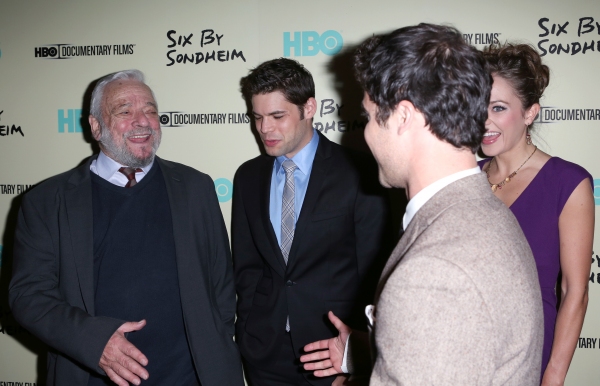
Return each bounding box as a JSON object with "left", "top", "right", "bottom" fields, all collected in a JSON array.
[{"left": 485, "top": 146, "right": 537, "bottom": 192}]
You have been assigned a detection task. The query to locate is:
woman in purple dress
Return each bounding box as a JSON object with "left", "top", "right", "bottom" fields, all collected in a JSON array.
[{"left": 479, "top": 44, "right": 595, "bottom": 385}]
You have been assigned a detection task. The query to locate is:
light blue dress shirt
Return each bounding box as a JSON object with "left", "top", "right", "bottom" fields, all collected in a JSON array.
[{"left": 269, "top": 130, "right": 320, "bottom": 244}]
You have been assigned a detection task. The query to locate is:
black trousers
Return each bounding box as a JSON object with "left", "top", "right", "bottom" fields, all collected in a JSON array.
[{"left": 242, "top": 332, "right": 320, "bottom": 386}]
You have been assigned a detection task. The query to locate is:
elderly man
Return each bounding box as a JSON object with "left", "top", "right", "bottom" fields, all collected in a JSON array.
[
  {"left": 9, "top": 70, "right": 244, "bottom": 386},
  {"left": 301, "top": 24, "right": 543, "bottom": 385}
]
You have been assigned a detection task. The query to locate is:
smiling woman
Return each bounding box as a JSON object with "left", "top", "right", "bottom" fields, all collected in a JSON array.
[{"left": 478, "top": 43, "right": 595, "bottom": 385}]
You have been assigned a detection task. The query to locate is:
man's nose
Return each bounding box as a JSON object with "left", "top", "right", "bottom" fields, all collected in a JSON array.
[
  {"left": 258, "top": 118, "right": 272, "bottom": 133},
  {"left": 133, "top": 109, "right": 150, "bottom": 126}
]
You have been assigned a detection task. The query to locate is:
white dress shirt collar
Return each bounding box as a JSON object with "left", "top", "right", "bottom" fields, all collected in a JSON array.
[
  {"left": 402, "top": 167, "right": 481, "bottom": 230},
  {"left": 90, "top": 151, "right": 154, "bottom": 187}
]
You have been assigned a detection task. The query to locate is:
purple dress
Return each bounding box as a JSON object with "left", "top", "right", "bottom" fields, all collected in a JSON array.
[{"left": 478, "top": 157, "right": 593, "bottom": 377}]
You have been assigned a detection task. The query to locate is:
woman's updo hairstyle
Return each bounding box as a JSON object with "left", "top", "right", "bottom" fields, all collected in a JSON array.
[{"left": 483, "top": 43, "right": 550, "bottom": 110}]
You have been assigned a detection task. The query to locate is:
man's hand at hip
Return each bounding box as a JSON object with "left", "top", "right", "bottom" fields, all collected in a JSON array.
[
  {"left": 300, "top": 311, "right": 351, "bottom": 377},
  {"left": 99, "top": 320, "right": 149, "bottom": 386}
]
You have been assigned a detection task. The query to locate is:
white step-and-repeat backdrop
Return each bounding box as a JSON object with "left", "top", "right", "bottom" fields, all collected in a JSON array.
[{"left": 1, "top": 0, "right": 598, "bottom": 384}]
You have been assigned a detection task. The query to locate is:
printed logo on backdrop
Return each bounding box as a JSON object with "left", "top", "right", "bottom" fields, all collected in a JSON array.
[
  {"left": 534, "top": 106, "right": 600, "bottom": 124},
  {"left": 159, "top": 111, "right": 249, "bottom": 127},
  {"left": 462, "top": 33, "right": 501, "bottom": 47},
  {"left": 0, "top": 110, "right": 25, "bottom": 137},
  {"left": 165, "top": 29, "right": 246, "bottom": 66},
  {"left": 283, "top": 30, "right": 343, "bottom": 57},
  {"left": 0, "top": 381, "right": 37, "bottom": 386},
  {"left": 58, "top": 109, "right": 83, "bottom": 133},
  {"left": 313, "top": 99, "right": 365, "bottom": 133},
  {"left": 590, "top": 250, "right": 600, "bottom": 284},
  {"left": 214, "top": 178, "right": 233, "bottom": 203},
  {"left": 582, "top": 250, "right": 600, "bottom": 350},
  {"left": 578, "top": 337, "right": 599, "bottom": 350},
  {"left": 0, "top": 185, "right": 35, "bottom": 195},
  {"left": 34, "top": 43, "right": 135, "bottom": 59},
  {"left": 537, "top": 17, "right": 600, "bottom": 56}
]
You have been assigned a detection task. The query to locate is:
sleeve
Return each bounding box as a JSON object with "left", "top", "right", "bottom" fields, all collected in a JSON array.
[
  {"left": 8, "top": 192, "right": 124, "bottom": 373},
  {"left": 202, "top": 174, "right": 238, "bottom": 337},
  {"left": 556, "top": 159, "right": 594, "bottom": 215},
  {"left": 231, "top": 167, "right": 264, "bottom": 324}
]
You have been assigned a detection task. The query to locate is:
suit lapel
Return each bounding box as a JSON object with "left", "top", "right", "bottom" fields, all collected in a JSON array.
[
  {"left": 158, "top": 157, "right": 186, "bottom": 254},
  {"left": 158, "top": 158, "right": 212, "bottom": 301},
  {"left": 65, "top": 157, "right": 95, "bottom": 314},
  {"left": 286, "top": 132, "right": 332, "bottom": 268},
  {"left": 258, "top": 157, "right": 287, "bottom": 277}
]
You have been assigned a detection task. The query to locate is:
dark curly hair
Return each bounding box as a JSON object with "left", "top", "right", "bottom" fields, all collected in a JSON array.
[
  {"left": 483, "top": 43, "right": 550, "bottom": 111},
  {"left": 354, "top": 23, "right": 491, "bottom": 153},
  {"left": 240, "top": 58, "right": 315, "bottom": 119}
]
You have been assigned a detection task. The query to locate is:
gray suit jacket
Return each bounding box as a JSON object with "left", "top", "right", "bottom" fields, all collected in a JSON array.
[
  {"left": 370, "top": 173, "right": 543, "bottom": 385},
  {"left": 9, "top": 156, "right": 244, "bottom": 385}
]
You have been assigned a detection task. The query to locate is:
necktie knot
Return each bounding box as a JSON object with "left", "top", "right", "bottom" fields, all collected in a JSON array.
[
  {"left": 118, "top": 167, "right": 143, "bottom": 188},
  {"left": 282, "top": 159, "right": 297, "bottom": 175}
]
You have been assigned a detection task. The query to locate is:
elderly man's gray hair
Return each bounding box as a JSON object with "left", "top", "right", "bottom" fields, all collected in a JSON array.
[{"left": 90, "top": 69, "right": 154, "bottom": 123}]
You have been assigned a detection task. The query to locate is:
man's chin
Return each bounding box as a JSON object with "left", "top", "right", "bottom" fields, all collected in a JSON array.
[
  {"left": 130, "top": 153, "right": 156, "bottom": 168},
  {"left": 126, "top": 145, "right": 158, "bottom": 165},
  {"left": 264, "top": 148, "right": 284, "bottom": 157},
  {"left": 108, "top": 149, "right": 156, "bottom": 168},
  {"left": 378, "top": 173, "right": 393, "bottom": 189}
]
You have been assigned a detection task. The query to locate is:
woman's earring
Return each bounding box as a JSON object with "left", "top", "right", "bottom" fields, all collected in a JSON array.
[{"left": 526, "top": 131, "right": 532, "bottom": 145}]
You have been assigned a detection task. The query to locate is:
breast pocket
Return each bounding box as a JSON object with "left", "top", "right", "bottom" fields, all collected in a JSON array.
[{"left": 311, "top": 209, "right": 348, "bottom": 222}]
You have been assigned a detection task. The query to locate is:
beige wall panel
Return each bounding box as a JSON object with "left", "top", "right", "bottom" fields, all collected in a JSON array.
[{"left": 1, "top": 0, "right": 598, "bottom": 384}]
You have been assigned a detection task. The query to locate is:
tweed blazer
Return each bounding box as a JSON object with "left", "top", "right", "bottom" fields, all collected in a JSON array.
[{"left": 370, "top": 172, "right": 543, "bottom": 385}]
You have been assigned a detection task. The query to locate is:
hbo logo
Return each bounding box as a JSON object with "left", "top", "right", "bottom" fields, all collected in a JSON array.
[
  {"left": 283, "top": 30, "right": 343, "bottom": 57},
  {"left": 35, "top": 46, "right": 58, "bottom": 58},
  {"left": 214, "top": 178, "right": 233, "bottom": 203}
]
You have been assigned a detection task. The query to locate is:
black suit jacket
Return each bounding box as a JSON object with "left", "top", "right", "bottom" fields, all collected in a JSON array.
[
  {"left": 9, "top": 156, "right": 244, "bottom": 386},
  {"left": 232, "top": 132, "right": 389, "bottom": 383}
]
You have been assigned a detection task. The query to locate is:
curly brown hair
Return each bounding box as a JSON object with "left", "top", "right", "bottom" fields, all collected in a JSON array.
[
  {"left": 354, "top": 23, "right": 491, "bottom": 153},
  {"left": 483, "top": 43, "right": 550, "bottom": 110}
]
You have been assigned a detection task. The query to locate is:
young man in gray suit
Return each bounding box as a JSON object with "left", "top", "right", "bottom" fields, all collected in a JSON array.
[
  {"left": 301, "top": 24, "right": 544, "bottom": 385},
  {"left": 9, "top": 70, "right": 244, "bottom": 386}
]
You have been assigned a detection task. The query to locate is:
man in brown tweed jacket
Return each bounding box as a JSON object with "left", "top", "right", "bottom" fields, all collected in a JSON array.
[{"left": 301, "top": 23, "right": 543, "bottom": 385}]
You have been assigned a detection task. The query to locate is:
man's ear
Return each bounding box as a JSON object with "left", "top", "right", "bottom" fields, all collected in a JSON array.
[
  {"left": 303, "top": 97, "right": 317, "bottom": 120},
  {"left": 389, "top": 100, "right": 414, "bottom": 135},
  {"left": 525, "top": 103, "right": 540, "bottom": 126},
  {"left": 89, "top": 115, "right": 102, "bottom": 141}
]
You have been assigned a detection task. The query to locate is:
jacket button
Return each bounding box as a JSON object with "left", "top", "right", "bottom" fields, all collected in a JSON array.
[{"left": 286, "top": 280, "right": 293, "bottom": 286}]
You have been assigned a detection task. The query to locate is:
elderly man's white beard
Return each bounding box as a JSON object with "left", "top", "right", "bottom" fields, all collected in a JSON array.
[{"left": 99, "top": 122, "right": 161, "bottom": 168}]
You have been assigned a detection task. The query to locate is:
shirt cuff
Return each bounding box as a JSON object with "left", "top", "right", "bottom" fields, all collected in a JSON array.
[{"left": 340, "top": 332, "right": 352, "bottom": 373}]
